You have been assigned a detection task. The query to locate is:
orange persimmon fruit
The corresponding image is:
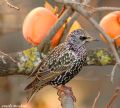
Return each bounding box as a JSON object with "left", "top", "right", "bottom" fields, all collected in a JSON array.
[
  {"left": 22, "top": 7, "right": 64, "bottom": 46},
  {"left": 99, "top": 11, "right": 120, "bottom": 46}
]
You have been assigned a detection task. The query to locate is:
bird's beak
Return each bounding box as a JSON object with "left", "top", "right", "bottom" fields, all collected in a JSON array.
[
  {"left": 86, "top": 36, "right": 98, "bottom": 42},
  {"left": 84, "top": 30, "right": 98, "bottom": 42}
]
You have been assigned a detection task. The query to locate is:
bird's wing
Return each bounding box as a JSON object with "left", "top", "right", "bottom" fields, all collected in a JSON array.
[
  {"left": 37, "top": 46, "right": 76, "bottom": 79},
  {"left": 28, "top": 43, "right": 67, "bottom": 77},
  {"left": 25, "top": 44, "right": 76, "bottom": 90},
  {"left": 34, "top": 48, "right": 76, "bottom": 87}
]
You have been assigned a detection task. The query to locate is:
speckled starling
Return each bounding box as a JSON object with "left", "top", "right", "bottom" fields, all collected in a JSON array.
[{"left": 25, "top": 29, "right": 96, "bottom": 101}]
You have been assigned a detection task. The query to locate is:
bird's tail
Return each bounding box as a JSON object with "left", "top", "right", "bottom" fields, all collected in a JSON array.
[
  {"left": 27, "top": 88, "right": 38, "bottom": 103},
  {"left": 25, "top": 78, "right": 48, "bottom": 103},
  {"left": 25, "top": 78, "right": 38, "bottom": 103},
  {"left": 25, "top": 78, "right": 38, "bottom": 90}
]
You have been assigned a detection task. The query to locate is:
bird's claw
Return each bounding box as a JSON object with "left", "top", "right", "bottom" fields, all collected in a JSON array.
[{"left": 56, "top": 85, "right": 76, "bottom": 102}]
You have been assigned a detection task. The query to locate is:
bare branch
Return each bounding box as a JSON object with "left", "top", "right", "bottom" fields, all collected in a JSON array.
[
  {"left": 111, "top": 63, "right": 119, "bottom": 83},
  {"left": 4, "top": 0, "right": 20, "bottom": 10},
  {"left": 92, "top": 91, "right": 101, "bottom": 108},
  {"left": 106, "top": 87, "right": 120, "bottom": 108},
  {"left": 55, "top": 0, "right": 92, "bottom": 8},
  {"left": 58, "top": 5, "right": 66, "bottom": 18},
  {"left": 55, "top": 0, "right": 81, "bottom": 5},
  {"left": 90, "top": 7, "right": 120, "bottom": 15}
]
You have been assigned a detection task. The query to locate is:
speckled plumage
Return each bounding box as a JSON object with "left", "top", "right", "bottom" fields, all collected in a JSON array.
[{"left": 25, "top": 29, "right": 91, "bottom": 101}]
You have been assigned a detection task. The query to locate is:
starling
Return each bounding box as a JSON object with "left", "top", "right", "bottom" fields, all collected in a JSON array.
[{"left": 25, "top": 29, "right": 96, "bottom": 102}]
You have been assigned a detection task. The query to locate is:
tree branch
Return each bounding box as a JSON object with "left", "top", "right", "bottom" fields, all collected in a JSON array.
[
  {"left": 0, "top": 47, "right": 117, "bottom": 77},
  {"left": 90, "top": 7, "right": 120, "bottom": 15},
  {"left": 0, "top": 47, "right": 40, "bottom": 76}
]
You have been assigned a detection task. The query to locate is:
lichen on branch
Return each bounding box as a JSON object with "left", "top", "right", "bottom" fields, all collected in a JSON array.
[{"left": 17, "top": 47, "right": 41, "bottom": 72}]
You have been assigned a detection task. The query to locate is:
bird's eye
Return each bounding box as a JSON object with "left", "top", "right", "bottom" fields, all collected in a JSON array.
[{"left": 79, "top": 36, "right": 87, "bottom": 40}]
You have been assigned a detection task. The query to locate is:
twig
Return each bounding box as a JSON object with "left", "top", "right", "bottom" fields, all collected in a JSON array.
[
  {"left": 58, "top": 5, "right": 66, "bottom": 18},
  {"left": 0, "top": 50, "right": 17, "bottom": 63},
  {"left": 55, "top": 0, "right": 81, "bottom": 5},
  {"left": 59, "top": 12, "right": 79, "bottom": 43},
  {"left": 90, "top": 7, "right": 120, "bottom": 15},
  {"left": 38, "top": 7, "right": 73, "bottom": 53},
  {"left": 111, "top": 63, "right": 119, "bottom": 83},
  {"left": 56, "top": 0, "right": 120, "bottom": 18},
  {"left": 112, "top": 35, "right": 120, "bottom": 50},
  {"left": 56, "top": 0, "right": 93, "bottom": 10},
  {"left": 4, "top": 0, "right": 20, "bottom": 10},
  {"left": 0, "top": 55, "right": 7, "bottom": 64},
  {"left": 92, "top": 91, "right": 101, "bottom": 108},
  {"left": 106, "top": 87, "right": 120, "bottom": 108}
]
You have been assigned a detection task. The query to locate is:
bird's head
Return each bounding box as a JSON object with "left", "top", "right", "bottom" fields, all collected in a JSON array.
[{"left": 67, "top": 29, "right": 97, "bottom": 46}]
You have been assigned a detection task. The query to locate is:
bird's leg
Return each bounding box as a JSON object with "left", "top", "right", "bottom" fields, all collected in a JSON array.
[{"left": 55, "top": 85, "right": 76, "bottom": 102}]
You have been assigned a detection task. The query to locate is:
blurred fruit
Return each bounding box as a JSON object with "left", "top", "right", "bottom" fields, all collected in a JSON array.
[
  {"left": 22, "top": 7, "right": 64, "bottom": 46},
  {"left": 99, "top": 11, "right": 120, "bottom": 46}
]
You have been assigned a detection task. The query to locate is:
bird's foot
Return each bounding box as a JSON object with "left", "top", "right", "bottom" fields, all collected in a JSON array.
[{"left": 56, "top": 85, "right": 76, "bottom": 102}]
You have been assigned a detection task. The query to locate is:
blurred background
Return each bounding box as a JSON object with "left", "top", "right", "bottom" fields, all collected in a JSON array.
[{"left": 0, "top": 0, "right": 120, "bottom": 108}]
